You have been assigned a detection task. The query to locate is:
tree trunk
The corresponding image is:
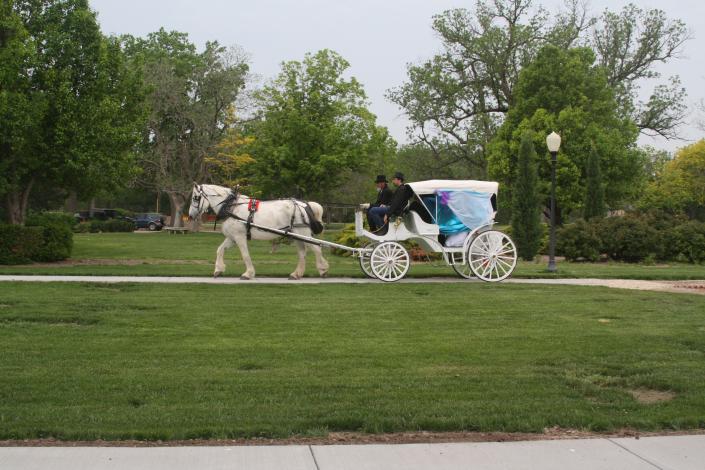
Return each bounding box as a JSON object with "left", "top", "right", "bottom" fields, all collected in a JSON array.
[
  {"left": 64, "top": 191, "right": 79, "bottom": 213},
  {"left": 4, "top": 179, "right": 34, "bottom": 225},
  {"left": 167, "top": 192, "right": 186, "bottom": 228}
]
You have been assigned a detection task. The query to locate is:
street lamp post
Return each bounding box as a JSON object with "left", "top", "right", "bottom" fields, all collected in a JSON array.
[{"left": 546, "top": 131, "right": 561, "bottom": 273}]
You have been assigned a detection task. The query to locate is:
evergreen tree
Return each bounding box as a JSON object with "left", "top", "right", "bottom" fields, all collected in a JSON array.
[
  {"left": 512, "top": 132, "right": 542, "bottom": 261},
  {"left": 584, "top": 144, "right": 605, "bottom": 219}
]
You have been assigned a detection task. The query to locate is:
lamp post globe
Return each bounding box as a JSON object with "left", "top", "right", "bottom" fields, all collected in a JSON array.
[{"left": 546, "top": 132, "right": 561, "bottom": 273}]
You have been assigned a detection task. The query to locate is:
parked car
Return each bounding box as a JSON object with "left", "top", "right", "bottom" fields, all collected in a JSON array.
[{"left": 129, "top": 213, "right": 166, "bottom": 231}]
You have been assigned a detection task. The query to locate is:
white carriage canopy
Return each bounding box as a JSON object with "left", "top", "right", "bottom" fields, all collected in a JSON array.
[{"left": 408, "top": 180, "right": 499, "bottom": 238}]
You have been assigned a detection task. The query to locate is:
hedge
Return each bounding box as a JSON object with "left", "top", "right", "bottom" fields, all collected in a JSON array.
[
  {"left": 556, "top": 214, "right": 705, "bottom": 263},
  {"left": 0, "top": 225, "right": 44, "bottom": 264}
]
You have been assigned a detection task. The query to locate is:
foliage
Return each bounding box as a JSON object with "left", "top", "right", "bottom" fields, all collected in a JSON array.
[
  {"left": 488, "top": 46, "right": 641, "bottom": 217},
  {"left": 26, "top": 211, "right": 77, "bottom": 229},
  {"left": 248, "top": 49, "right": 396, "bottom": 199},
  {"left": 0, "top": 225, "right": 42, "bottom": 264},
  {"left": 87, "top": 219, "right": 134, "bottom": 233},
  {"left": 640, "top": 140, "right": 705, "bottom": 218},
  {"left": 390, "top": 0, "right": 689, "bottom": 175},
  {"left": 122, "top": 29, "right": 249, "bottom": 226},
  {"left": 598, "top": 216, "right": 660, "bottom": 263},
  {"left": 556, "top": 220, "right": 601, "bottom": 262},
  {"left": 511, "top": 132, "right": 542, "bottom": 260},
  {"left": 667, "top": 222, "right": 705, "bottom": 264},
  {"left": 331, "top": 224, "right": 366, "bottom": 256},
  {"left": 0, "top": 0, "right": 145, "bottom": 224},
  {"left": 583, "top": 144, "right": 605, "bottom": 219},
  {"left": 204, "top": 108, "right": 256, "bottom": 187}
]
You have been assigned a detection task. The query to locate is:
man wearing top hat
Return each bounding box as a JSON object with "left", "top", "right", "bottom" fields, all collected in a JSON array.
[
  {"left": 384, "top": 172, "right": 413, "bottom": 226},
  {"left": 361, "top": 175, "right": 393, "bottom": 232}
]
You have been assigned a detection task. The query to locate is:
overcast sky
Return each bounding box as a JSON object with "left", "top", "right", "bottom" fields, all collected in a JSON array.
[{"left": 91, "top": 0, "right": 705, "bottom": 153}]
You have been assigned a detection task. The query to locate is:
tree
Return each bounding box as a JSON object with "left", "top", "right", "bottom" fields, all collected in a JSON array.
[
  {"left": 389, "top": 0, "right": 689, "bottom": 176},
  {"left": 204, "top": 108, "right": 255, "bottom": 188},
  {"left": 0, "top": 0, "right": 144, "bottom": 224},
  {"left": 122, "top": 30, "right": 249, "bottom": 226},
  {"left": 248, "top": 49, "right": 396, "bottom": 199},
  {"left": 583, "top": 144, "right": 605, "bottom": 219},
  {"left": 511, "top": 132, "right": 542, "bottom": 260},
  {"left": 487, "top": 46, "right": 641, "bottom": 218},
  {"left": 641, "top": 140, "right": 705, "bottom": 218}
]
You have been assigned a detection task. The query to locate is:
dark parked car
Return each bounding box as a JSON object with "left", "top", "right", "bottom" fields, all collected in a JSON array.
[{"left": 129, "top": 213, "right": 166, "bottom": 231}]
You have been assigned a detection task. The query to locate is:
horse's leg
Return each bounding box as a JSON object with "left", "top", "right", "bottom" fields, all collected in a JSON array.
[
  {"left": 307, "top": 244, "right": 329, "bottom": 277},
  {"left": 289, "top": 241, "right": 307, "bottom": 280},
  {"left": 233, "top": 234, "right": 256, "bottom": 280},
  {"left": 214, "top": 237, "right": 234, "bottom": 278}
]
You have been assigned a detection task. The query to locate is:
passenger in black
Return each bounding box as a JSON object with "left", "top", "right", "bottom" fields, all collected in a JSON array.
[
  {"left": 363, "top": 175, "right": 393, "bottom": 231},
  {"left": 383, "top": 172, "right": 414, "bottom": 229}
]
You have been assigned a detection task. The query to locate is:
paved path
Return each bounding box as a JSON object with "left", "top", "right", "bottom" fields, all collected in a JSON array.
[
  {"left": 1, "top": 435, "right": 703, "bottom": 469},
  {"left": 0, "top": 275, "right": 703, "bottom": 294}
]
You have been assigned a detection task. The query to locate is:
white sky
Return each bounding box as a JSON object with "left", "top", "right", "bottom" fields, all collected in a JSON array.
[{"left": 91, "top": 0, "right": 705, "bottom": 153}]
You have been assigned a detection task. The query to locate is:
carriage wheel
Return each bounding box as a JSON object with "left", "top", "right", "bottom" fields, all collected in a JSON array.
[
  {"left": 358, "top": 243, "right": 377, "bottom": 279},
  {"left": 370, "top": 242, "right": 410, "bottom": 282},
  {"left": 467, "top": 231, "right": 517, "bottom": 282},
  {"left": 449, "top": 252, "right": 474, "bottom": 279}
]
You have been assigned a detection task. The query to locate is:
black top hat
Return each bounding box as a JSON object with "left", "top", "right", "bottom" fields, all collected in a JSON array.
[
  {"left": 375, "top": 175, "right": 388, "bottom": 183},
  {"left": 393, "top": 171, "right": 405, "bottom": 181}
]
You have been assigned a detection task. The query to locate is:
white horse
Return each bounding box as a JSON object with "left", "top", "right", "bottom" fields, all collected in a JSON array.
[{"left": 188, "top": 184, "right": 329, "bottom": 280}]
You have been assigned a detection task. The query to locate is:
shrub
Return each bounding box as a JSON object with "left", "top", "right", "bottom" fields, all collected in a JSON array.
[
  {"left": 74, "top": 222, "right": 91, "bottom": 233},
  {"left": 598, "top": 216, "right": 659, "bottom": 262},
  {"left": 26, "top": 211, "right": 76, "bottom": 229},
  {"left": 32, "top": 223, "right": 73, "bottom": 262},
  {"left": 556, "top": 220, "right": 601, "bottom": 261},
  {"left": 668, "top": 221, "right": 705, "bottom": 263},
  {"left": 331, "top": 224, "right": 365, "bottom": 256},
  {"left": 90, "top": 220, "right": 105, "bottom": 233},
  {"left": 102, "top": 219, "right": 135, "bottom": 232},
  {"left": 0, "top": 225, "right": 43, "bottom": 264}
]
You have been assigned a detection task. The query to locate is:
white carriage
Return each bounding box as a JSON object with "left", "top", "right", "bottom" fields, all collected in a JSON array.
[{"left": 354, "top": 179, "right": 518, "bottom": 282}]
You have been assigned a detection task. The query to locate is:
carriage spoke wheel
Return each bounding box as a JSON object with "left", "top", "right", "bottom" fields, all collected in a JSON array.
[
  {"left": 467, "top": 231, "right": 517, "bottom": 282},
  {"left": 358, "top": 243, "right": 377, "bottom": 279},
  {"left": 370, "top": 242, "right": 410, "bottom": 282},
  {"left": 450, "top": 252, "right": 474, "bottom": 279}
]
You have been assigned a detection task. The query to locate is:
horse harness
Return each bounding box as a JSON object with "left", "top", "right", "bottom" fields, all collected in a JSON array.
[{"left": 207, "top": 187, "right": 322, "bottom": 240}]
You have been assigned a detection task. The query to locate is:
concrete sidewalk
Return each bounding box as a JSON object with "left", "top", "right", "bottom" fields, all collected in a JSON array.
[
  {"left": 1, "top": 435, "right": 703, "bottom": 469},
  {"left": 0, "top": 275, "right": 703, "bottom": 295}
]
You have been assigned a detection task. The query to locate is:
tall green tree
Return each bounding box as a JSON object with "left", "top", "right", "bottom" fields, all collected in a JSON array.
[
  {"left": 511, "top": 132, "right": 542, "bottom": 261},
  {"left": 583, "top": 144, "right": 605, "bottom": 219},
  {"left": 122, "top": 30, "right": 249, "bottom": 226},
  {"left": 389, "top": 0, "right": 689, "bottom": 176},
  {"left": 0, "top": 0, "right": 144, "bottom": 224},
  {"left": 487, "top": 46, "right": 641, "bottom": 218},
  {"left": 248, "top": 49, "right": 396, "bottom": 199}
]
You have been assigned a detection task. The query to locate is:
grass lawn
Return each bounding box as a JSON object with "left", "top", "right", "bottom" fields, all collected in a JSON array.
[
  {"left": 1, "top": 281, "right": 704, "bottom": 440},
  {"left": 0, "top": 231, "right": 704, "bottom": 279}
]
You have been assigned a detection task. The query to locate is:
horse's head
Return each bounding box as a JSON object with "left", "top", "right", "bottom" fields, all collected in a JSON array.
[{"left": 188, "top": 183, "right": 210, "bottom": 221}]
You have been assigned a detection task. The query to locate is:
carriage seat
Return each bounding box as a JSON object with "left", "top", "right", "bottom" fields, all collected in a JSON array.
[{"left": 402, "top": 210, "right": 439, "bottom": 236}]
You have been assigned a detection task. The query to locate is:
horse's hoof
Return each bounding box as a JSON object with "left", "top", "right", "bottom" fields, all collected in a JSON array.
[
  {"left": 240, "top": 275, "right": 251, "bottom": 280},
  {"left": 288, "top": 274, "right": 300, "bottom": 280},
  {"left": 320, "top": 271, "right": 328, "bottom": 278},
  {"left": 214, "top": 271, "right": 223, "bottom": 278}
]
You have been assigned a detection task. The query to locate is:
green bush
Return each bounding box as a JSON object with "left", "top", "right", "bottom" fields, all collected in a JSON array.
[
  {"left": 26, "top": 211, "right": 76, "bottom": 229},
  {"left": 74, "top": 222, "right": 91, "bottom": 233},
  {"left": 599, "top": 216, "right": 659, "bottom": 262},
  {"left": 102, "top": 219, "right": 135, "bottom": 232},
  {"left": 332, "top": 224, "right": 365, "bottom": 256},
  {"left": 556, "top": 220, "right": 602, "bottom": 262},
  {"left": 668, "top": 221, "right": 705, "bottom": 263},
  {"left": 33, "top": 223, "right": 73, "bottom": 262},
  {"left": 0, "top": 224, "right": 43, "bottom": 264},
  {"left": 89, "top": 220, "right": 105, "bottom": 233}
]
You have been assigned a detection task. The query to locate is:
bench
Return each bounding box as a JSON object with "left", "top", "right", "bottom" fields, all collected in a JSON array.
[{"left": 164, "top": 227, "right": 190, "bottom": 235}]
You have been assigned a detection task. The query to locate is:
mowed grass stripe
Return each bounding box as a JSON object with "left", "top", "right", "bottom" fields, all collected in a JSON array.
[{"left": 1, "top": 282, "right": 704, "bottom": 440}]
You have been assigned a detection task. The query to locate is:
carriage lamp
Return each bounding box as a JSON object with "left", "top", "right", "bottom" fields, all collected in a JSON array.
[{"left": 546, "top": 132, "right": 561, "bottom": 272}]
